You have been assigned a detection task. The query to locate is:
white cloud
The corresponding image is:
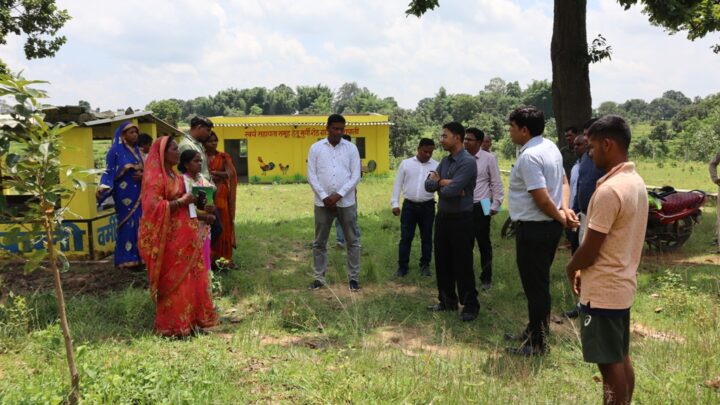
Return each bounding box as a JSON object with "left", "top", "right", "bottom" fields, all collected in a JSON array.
[{"left": 0, "top": 0, "right": 716, "bottom": 111}]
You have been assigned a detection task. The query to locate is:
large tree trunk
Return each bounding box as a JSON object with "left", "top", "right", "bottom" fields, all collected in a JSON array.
[{"left": 551, "top": 0, "right": 592, "bottom": 174}]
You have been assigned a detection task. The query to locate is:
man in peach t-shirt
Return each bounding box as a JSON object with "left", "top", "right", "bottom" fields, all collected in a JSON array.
[{"left": 566, "top": 115, "right": 648, "bottom": 405}]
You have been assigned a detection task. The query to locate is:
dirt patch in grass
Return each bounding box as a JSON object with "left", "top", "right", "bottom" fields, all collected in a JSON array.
[
  {"left": 0, "top": 261, "right": 148, "bottom": 300},
  {"left": 363, "top": 325, "right": 459, "bottom": 358},
  {"left": 631, "top": 322, "right": 685, "bottom": 343},
  {"left": 314, "top": 282, "right": 420, "bottom": 301},
  {"left": 260, "top": 334, "right": 336, "bottom": 350}
]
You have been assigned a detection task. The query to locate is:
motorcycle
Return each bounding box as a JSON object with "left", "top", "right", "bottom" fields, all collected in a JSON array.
[
  {"left": 500, "top": 186, "right": 706, "bottom": 252},
  {"left": 646, "top": 186, "right": 706, "bottom": 251}
]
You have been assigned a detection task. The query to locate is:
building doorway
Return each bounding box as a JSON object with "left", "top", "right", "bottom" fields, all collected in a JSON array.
[{"left": 225, "top": 139, "right": 248, "bottom": 183}]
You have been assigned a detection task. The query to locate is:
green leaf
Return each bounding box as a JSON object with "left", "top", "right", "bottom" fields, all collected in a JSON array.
[
  {"left": 71, "top": 178, "right": 87, "bottom": 191},
  {"left": 57, "top": 250, "right": 70, "bottom": 272}
]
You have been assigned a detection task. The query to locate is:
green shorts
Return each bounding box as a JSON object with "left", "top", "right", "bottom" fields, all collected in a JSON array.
[{"left": 579, "top": 304, "right": 630, "bottom": 364}]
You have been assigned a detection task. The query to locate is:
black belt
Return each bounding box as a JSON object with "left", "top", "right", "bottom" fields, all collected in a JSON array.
[
  {"left": 404, "top": 199, "right": 435, "bottom": 205},
  {"left": 436, "top": 211, "right": 472, "bottom": 220}
]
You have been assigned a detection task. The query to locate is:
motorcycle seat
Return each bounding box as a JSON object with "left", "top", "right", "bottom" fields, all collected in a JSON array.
[{"left": 660, "top": 192, "right": 705, "bottom": 214}]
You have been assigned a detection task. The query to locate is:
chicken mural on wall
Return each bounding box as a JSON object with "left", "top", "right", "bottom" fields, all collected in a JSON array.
[
  {"left": 257, "top": 156, "right": 275, "bottom": 175},
  {"left": 279, "top": 163, "right": 290, "bottom": 175}
]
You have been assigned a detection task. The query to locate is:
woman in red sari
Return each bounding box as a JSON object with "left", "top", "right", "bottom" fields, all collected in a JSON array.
[
  {"left": 138, "top": 136, "right": 217, "bottom": 337},
  {"left": 204, "top": 131, "right": 238, "bottom": 268}
]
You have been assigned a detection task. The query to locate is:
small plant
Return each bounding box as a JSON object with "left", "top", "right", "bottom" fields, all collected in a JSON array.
[
  {"left": 0, "top": 72, "right": 94, "bottom": 403},
  {"left": 250, "top": 175, "right": 261, "bottom": 184},
  {"left": 271, "top": 175, "right": 283, "bottom": 184},
  {"left": 292, "top": 173, "right": 305, "bottom": 183}
]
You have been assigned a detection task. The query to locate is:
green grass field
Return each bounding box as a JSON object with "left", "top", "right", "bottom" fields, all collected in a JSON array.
[{"left": 1, "top": 170, "right": 719, "bottom": 403}]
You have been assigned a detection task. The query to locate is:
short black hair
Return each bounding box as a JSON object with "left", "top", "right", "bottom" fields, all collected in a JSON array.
[
  {"left": 583, "top": 118, "right": 599, "bottom": 130},
  {"left": 178, "top": 149, "right": 200, "bottom": 173},
  {"left": 442, "top": 121, "right": 465, "bottom": 141},
  {"left": 587, "top": 115, "right": 631, "bottom": 152},
  {"left": 327, "top": 114, "right": 346, "bottom": 126},
  {"left": 465, "top": 127, "right": 484, "bottom": 141},
  {"left": 138, "top": 133, "right": 153, "bottom": 146},
  {"left": 418, "top": 138, "right": 435, "bottom": 148},
  {"left": 508, "top": 106, "right": 545, "bottom": 137},
  {"left": 564, "top": 126, "right": 578, "bottom": 134},
  {"left": 190, "top": 116, "right": 213, "bottom": 129},
  {"left": 342, "top": 134, "right": 351, "bottom": 142}
]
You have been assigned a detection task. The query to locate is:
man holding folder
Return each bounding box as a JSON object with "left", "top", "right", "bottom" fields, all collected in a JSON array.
[{"left": 465, "top": 128, "right": 504, "bottom": 290}]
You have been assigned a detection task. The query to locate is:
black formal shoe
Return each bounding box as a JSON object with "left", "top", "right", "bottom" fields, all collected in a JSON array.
[
  {"left": 308, "top": 280, "right": 324, "bottom": 290},
  {"left": 564, "top": 308, "right": 579, "bottom": 319},
  {"left": 460, "top": 312, "right": 478, "bottom": 322},
  {"left": 427, "top": 303, "right": 458, "bottom": 312},
  {"left": 505, "top": 343, "right": 548, "bottom": 357},
  {"left": 393, "top": 270, "right": 408, "bottom": 278},
  {"left": 420, "top": 264, "right": 431, "bottom": 277},
  {"left": 503, "top": 330, "right": 530, "bottom": 342},
  {"left": 349, "top": 280, "right": 361, "bottom": 292}
]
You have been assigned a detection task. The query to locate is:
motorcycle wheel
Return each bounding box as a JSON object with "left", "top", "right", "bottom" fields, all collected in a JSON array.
[
  {"left": 501, "top": 218, "right": 516, "bottom": 239},
  {"left": 650, "top": 217, "right": 694, "bottom": 252}
]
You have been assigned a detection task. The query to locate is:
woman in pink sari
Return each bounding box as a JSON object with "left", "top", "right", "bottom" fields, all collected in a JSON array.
[{"left": 138, "top": 136, "right": 217, "bottom": 337}]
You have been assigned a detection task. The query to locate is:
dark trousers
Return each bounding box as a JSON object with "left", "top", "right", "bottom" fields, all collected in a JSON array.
[
  {"left": 398, "top": 200, "right": 435, "bottom": 274},
  {"left": 472, "top": 204, "right": 493, "bottom": 283},
  {"left": 434, "top": 212, "right": 478, "bottom": 314},
  {"left": 515, "top": 220, "right": 563, "bottom": 347},
  {"left": 566, "top": 229, "right": 579, "bottom": 254}
]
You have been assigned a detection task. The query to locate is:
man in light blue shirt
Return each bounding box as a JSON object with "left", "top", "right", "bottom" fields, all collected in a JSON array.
[{"left": 504, "top": 106, "right": 578, "bottom": 356}]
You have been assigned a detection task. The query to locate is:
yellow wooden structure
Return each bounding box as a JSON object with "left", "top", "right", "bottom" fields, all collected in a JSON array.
[
  {"left": 210, "top": 114, "right": 390, "bottom": 182},
  {"left": 0, "top": 111, "right": 181, "bottom": 260}
]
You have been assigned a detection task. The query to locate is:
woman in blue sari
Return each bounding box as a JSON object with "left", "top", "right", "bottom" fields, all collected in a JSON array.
[{"left": 97, "top": 122, "right": 145, "bottom": 270}]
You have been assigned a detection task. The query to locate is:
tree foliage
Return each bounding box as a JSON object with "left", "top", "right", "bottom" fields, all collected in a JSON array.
[{"left": 0, "top": 0, "right": 71, "bottom": 66}]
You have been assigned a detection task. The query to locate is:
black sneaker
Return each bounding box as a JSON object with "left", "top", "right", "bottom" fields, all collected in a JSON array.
[
  {"left": 480, "top": 281, "right": 492, "bottom": 291},
  {"left": 349, "top": 280, "right": 360, "bottom": 291},
  {"left": 308, "top": 280, "right": 324, "bottom": 290},
  {"left": 420, "top": 264, "right": 431, "bottom": 277}
]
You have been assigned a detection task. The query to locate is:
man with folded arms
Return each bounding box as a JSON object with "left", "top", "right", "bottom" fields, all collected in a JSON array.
[{"left": 425, "top": 122, "right": 479, "bottom": 322}]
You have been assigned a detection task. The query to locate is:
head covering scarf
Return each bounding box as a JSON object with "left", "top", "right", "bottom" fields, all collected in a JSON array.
[
  {"left": 138, "top": 136, "right": 200, "bottom": 303},
  {"left": 97, "top": 121, "right": 143, "bottom": 205},
  {"left": 138, "top": 136, "right": 217, "bottom": 336}
]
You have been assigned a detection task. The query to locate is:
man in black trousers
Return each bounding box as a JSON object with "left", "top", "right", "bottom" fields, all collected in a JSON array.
[
  {"left": 425, "top": 122, "right": 479, "bottom": 322},
  {"left": 504, "top": 107, "right": 578, "bottom": 356}
]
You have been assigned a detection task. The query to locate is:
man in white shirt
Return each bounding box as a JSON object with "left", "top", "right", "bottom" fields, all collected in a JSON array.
[
  {"left": 504, "top": 106, "right": 578, "bottom": 356},
  {"left": 464, "top": 128, "right": 504, "bottom": 290},
  {"left": 307, "top": 114, "right": 362, "bottom": 291},
  {"left": 391, "top": 138, "right": 438, "bottom": 277}
]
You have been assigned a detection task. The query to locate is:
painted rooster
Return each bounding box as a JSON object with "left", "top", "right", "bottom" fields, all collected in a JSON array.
[
  {"left": 279, "top": 163, "right": 290, "bottom": 175},
  {"left": 257, "top": 156, "right": 275, "bottom": 175}
]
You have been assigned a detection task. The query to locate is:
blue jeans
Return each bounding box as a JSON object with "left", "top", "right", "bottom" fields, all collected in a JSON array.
[{"left": 398, "top": 199, "right": 435, "bottom": 274}]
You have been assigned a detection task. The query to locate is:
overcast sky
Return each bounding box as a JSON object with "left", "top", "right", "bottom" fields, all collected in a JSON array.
[{"left": 0, "top": 0, "right": 718, "bottom": 111}]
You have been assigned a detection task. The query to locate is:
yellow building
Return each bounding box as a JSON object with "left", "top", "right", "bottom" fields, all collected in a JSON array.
[
  {"left": 0, "top": 111, "right": 181, "bottom": 260},
  {"left": 210, "top": 114, "right": 390, "bottom": 182}
]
